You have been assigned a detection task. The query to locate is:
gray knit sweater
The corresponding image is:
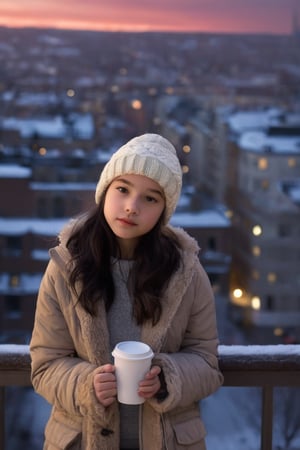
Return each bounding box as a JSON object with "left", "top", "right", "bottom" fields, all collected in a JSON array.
[{"left": 108, "top": 259, "right": 141, "bottom": 449}]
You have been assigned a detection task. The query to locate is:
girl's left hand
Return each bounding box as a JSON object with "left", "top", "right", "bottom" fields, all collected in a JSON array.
[{"left": 138, "top": 365, "right": 161, "bottom": 399}]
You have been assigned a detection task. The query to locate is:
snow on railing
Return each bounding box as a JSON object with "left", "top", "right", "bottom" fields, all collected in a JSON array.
[{"left": 1, "top": 344, "right": 300, "bottom": 450}]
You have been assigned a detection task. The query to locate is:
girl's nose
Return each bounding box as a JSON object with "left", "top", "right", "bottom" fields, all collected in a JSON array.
[{"left": 125, "top": 198, "right": 139, "bottom": 215}]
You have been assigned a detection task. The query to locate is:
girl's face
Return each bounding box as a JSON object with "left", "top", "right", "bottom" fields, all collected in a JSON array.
[{"left": 104, "top": 174, "right": 165, "bottom": 258}]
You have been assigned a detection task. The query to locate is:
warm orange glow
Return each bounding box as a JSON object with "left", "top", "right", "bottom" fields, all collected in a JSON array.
[{"left": 0, "top": 1, "right": 293, "bottom": 34}]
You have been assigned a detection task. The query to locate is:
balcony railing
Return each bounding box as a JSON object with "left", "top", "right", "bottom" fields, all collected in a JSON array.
[{"left": 1, "top": 344, "right": 300, "bottom": 450}]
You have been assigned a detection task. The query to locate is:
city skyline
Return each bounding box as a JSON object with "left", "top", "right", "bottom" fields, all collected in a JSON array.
[{"left": 0, "top": 0, "right": 298, "bottom": 35}]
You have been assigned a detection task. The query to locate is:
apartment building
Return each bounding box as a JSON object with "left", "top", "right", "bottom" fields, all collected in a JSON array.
[
  {"left": 0, "top": 156, "right": 102, "bottom": 342},
  {"left": 207, "top": 108, "right": 300, "bottom": 341}
]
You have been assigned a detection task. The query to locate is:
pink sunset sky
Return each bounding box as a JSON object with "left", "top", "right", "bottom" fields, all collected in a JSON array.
[{"left": 0, "top": 0, "right": 298, "bottom": 34}]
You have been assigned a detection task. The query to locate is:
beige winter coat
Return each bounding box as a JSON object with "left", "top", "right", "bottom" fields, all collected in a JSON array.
[{"left": 30, "top": 224, "right": 223, "bottom": 450}]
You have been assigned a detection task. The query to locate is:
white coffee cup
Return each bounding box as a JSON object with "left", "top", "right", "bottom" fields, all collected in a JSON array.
[{"left": 112, "top": 341, "right": 154, "bottom": 405}]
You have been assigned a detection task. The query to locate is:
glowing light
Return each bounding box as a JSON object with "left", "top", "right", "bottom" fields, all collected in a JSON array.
[
  {"left": 110, "top": 85, "right": 119, "bottom": 93},
  {"left": 251, "top": 296, "right": 261, "bottom": 310},
  {"left": 182, "top": 145, "right": 191, "bottom": 153},
  {"left": 252, "top": 225, "right": 262, "bottom": 236},
  {"left": 252, "top": 245, "right": 261, "bottom": 257},
  {"left": 225, "top": 209, "right": 233, "bottom": 219},
  {"left": 258, "top": 157, "right": 268, "bottom": 170},
  {"left": 131, "top": 99, "right": 142, "bottom": 110},
  {"left": 165, "top": 87, "right": 174, "bottom": 95},
  {"left": 153, "top": 117, "right": 161, "bottom": 125},
  {"left": 39, "top": 147, "right": 47, "bottom": 156},
  {"left": 274, "top": 327, "right": 284, "bottom": 337},
  {"left": 288, "top": 158, "right": 296, "bottom": 168},
  {"left": 233, "top": 288, "right": 243, "bottom": 299},
  {"left": 10, "top": 275, "right": 20, "bottom": 287},
  {"left": 252, "top": 270, "right": 260, "bottom": 280},
  {"left": 231, "top": 288, "right": 249, "bottom": 307},
  {"left": 67, "top": 89, "right": 75, "bottom": 97},
  {"left": 267, "top": 272, "right": 277, "bottom": 283}
]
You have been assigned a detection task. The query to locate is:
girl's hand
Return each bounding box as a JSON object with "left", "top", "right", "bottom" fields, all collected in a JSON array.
[
  {"left": 138, "top": 365, "right": 162, "bottom": 399},
  {"left": 93, "top": 364, "right": 117, "bottom": 407}
]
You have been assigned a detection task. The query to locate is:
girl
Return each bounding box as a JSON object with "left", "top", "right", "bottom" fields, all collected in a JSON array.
[{"left": 30, "top": 133, "right": 223, "bottom": 450}]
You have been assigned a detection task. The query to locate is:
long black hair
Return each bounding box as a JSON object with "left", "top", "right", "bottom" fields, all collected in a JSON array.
[{"left": 66, "top": 193, "right": 182, "bottom": 326}]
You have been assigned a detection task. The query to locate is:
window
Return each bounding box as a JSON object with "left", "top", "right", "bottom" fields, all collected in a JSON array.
[
  {"left": 267, "top": 272, "right": 277, "bottom": 283},
  {"left": 53, "top": 196, "right": 64, "bottom": 217},
  {"left": 252, "top": 270, "right": 260, "bottom": 280},
  {"left": 258, "top": 157, "right": 268, "bottom": 170},
  {"left": 265, "top": 295, "right": 274, "bottom": 311},
  {"left": 5, "top": 295, "right": 21, "bottom": 319},
  {"left": 260, "top": 179, "right": 269, "bottom": 190},
  {"left": 9, "top": 274, "right": 20, "bottom": 288},
  {"left": 252, "top": 246, "right": 261, "bottom": 257},
  {"left": 288, "top": 158, "right": 296, "bottom": 168},
  {"left": 208, "top": 236, "right": 216, "bottom": 251},
  {"left": 5, "top": 236, "right": 22, "bottom": 257},
  {"left": 37, "top": 197, "right": 49, "bottom": 218},
  {"left": 278, "top": 224, "right": 291, "bottom": 237}
]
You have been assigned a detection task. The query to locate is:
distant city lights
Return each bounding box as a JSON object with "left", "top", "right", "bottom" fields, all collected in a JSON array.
[
  {"left": 182, "top": 144, "right": 191, "bottom": 153},
  {"left": 233, "top": 288, "right": 243, "bottom": 299},
  {"left": 252, "top": 245, "right": 261, "bottom": 257},
  {"left": 252, "top": 225, "right": 262, "bottom": 236},
  {"left": 251, "top": 296, "right": 261, "bottom": 310},
  {"left": 131, "top": 99, "right": 142, "bottom": 110},
  {"left": 66, "top": 89, "right": 75, "bottom": 97}
]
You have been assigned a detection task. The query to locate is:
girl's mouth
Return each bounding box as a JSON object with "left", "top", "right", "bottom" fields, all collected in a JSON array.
[{"left": 117, "top": 218, "right": 137, "bottom": 226}]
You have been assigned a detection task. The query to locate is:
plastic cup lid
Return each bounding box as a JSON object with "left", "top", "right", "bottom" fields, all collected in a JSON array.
[{"left": 112, "top": 341, "right": 153, "bottom": 360}]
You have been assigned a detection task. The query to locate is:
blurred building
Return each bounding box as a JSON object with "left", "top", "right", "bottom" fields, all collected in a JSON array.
[
  {"left": 188, "top": 107, "right": 300, "bottom": 341},
  {"left": 0, "top": 155, "right": 104, "bottom": 342},
  {"left": 1, "top": 27, "right": 300, "bottom": 344}
]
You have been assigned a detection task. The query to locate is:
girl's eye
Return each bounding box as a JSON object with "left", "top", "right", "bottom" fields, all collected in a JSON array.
[
  {"left": 117, "top": 186, "right": 128, "bottom": 193},
  {"left": 146, "top": 196, "right": 158, "bottom": 203}
]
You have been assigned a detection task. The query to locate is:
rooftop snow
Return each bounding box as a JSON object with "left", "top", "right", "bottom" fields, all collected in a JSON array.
[
  {"left": 239, "top": 131, "right": 300, "bottom": 154},
  {"left": 2, "top": 113, "right": 94, "bottom": 140},
  {"left": 0, "top": 164, "right": 32, "bottom": 178},
  {"left": 171, "top": 210, "right": 230, "bottom": 228},
  {"left": 0, "top": 208, "right": 230, "bottom": 237},
  {"left": 226, "top": 108, "right": 282, "bottom": 134},
  {"left": 0, "top": 218, "right": 69, "bottom": 236},
  {"left": 30, "top": 182, "right": 96, "bottom": 191}
]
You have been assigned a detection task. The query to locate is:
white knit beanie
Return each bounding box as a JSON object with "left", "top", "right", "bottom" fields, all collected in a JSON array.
[{"left": 95, "top": 133, "right": 182, "bottom": 223}]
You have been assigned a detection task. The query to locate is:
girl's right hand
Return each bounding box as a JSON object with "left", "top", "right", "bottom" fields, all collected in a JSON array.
[{"left": 93, "top": 364, "right": 117, "bottom": 407}]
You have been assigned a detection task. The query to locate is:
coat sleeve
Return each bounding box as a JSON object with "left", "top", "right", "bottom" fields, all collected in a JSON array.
[
  {"left": 29, "top": 260, "right": 114, "bottom": 425},
  {"left": 148, "top": 263, "right": 224, "bottom": 413}
]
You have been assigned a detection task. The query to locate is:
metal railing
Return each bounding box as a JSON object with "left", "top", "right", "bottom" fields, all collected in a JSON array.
[{"left": 1, "top": 344, "right": 300, "bottom": 450}]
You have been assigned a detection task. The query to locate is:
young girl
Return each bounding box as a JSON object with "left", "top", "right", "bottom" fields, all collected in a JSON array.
[{"left": 30, "top": 133, "right": 223, "bottom": 450}]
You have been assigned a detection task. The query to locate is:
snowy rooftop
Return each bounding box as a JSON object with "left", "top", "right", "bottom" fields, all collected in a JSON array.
[
  {"left": 0, "top": 164, "right": 32, "bottom": 179},
  {"left": 0, "top": 208, "right": 230, "bottom": 237},
  {"left": 30, "top": 182, "right": 96, "bottom": 191},
  {"left": 2, "top": 113, "right": 94, "bottom": 140},
  {"left": 239, "top": 130, "right": 300, "bottom": 154},
  {"left": 226, "top": 108, "right": 282, "bottom": 134},
  {"left": 171, "top": 210, "right": 230, "bottom": 228},
  {"left": 0, "top": 218, "right": 69, "bottom": 236}
]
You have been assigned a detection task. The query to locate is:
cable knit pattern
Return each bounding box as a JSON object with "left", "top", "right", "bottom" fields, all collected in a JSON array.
[{"left": 95, "top": 134, "right": 182, "bottom": 223}]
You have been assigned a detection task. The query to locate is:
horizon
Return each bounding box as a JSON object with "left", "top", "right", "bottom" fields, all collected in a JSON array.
[{"left": 0, "top": 23, "right": 295, "bottom": 38}]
